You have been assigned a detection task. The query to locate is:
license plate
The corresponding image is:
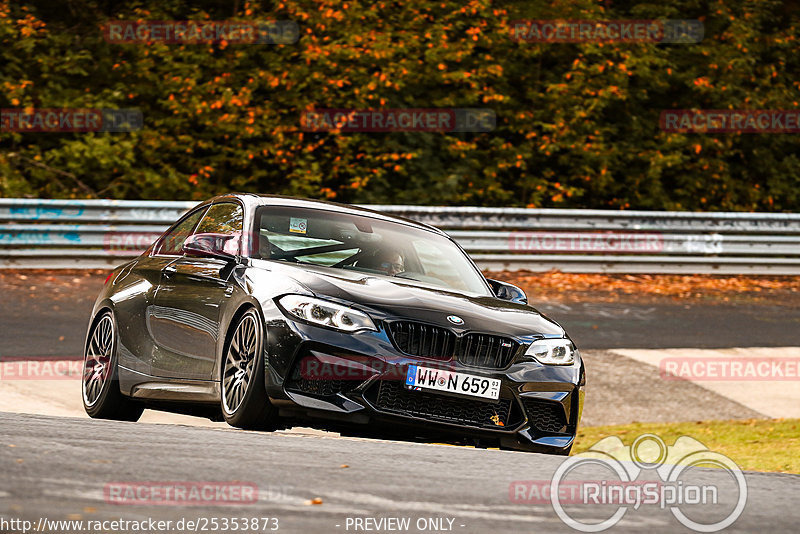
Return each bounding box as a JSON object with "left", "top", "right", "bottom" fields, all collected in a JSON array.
[{"left": 405, "top": 365, "right": 501, "bottom": 400}]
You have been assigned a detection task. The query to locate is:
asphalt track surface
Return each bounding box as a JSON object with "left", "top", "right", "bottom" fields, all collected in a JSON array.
[
  {"left": 2, "top": 273, "right": 800, "bottom": 533},
  {"left": 1, "top": 412, "right": 798, "bottom": 534},
  {"left": 2, "top": 273, "right": 800, "bottom": 358}
]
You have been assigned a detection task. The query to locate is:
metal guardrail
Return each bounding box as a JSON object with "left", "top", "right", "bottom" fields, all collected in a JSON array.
[{"left": 1, "top": 198, "right": 800, "bottom": 273}]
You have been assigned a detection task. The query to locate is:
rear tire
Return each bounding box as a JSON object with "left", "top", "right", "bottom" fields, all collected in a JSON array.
[
  {"left": 221, "top": 308, "right": 278, "bottom": 430},
  {"left": 82, "top": 311, "right": 144, "bottom": 421}
]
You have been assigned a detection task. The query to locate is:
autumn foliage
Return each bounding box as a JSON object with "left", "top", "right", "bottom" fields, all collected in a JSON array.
[{"left": 1, "top": 0, "right": 799, "bottom": 211}]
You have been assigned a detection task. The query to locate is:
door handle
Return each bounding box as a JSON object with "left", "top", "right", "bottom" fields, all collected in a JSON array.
[
  {"left": 163, "top": 265, "right": 178, "bottom": 277},
  {"left": 224, "top": 285, "right": 234, "bottom": 296}
]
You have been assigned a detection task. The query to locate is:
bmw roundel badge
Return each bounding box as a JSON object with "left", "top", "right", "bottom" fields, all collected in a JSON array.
[{"left": 447, "top": 315, "right": 464, "bottom": 325}]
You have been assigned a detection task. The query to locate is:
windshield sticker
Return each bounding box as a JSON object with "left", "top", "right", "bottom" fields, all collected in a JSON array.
[{"left": 289, "top": 217, "right": 308, "bottom": 234}]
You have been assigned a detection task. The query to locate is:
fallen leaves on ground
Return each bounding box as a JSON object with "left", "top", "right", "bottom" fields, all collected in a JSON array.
[{"left": 485, "top": 270, "right": 800, "bottom": 305}]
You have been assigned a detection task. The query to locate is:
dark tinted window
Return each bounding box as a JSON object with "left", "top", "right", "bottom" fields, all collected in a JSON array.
[
  {"left": 154, "top": 208, "right": 206, "bottom": 256},
  {"left": 254, "top": 206, "right": 490, "bottom": 295}
]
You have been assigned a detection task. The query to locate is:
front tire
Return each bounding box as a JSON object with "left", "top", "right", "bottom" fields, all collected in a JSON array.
[
  {"left": 221, "top": 308, "right": 278, "bottom": 430},
  {"left": 82, "top": 311, "right": 144, "bottom": 421}
]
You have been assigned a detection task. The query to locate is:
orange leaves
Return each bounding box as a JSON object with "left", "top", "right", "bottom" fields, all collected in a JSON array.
[
  {"left": 15, "top": 13, "right": 46, "bottom": 38},
  {"left": 486, "top": 64, "right": 503, "bottom": 76},
  {"left": 490, "top": 271, "right": 770, "bottom": 305},
  {"left": 481, "top": 93, "right": 505, "bottom": 103},
  {"left": 321, "top": 8, "right": 344, "bottom": 21},
  {"left": 319, "top": 187, "right": 337, "bottom": 199},
  {"left": 465, "top": 26, "right": 481, "bottom": 41}
]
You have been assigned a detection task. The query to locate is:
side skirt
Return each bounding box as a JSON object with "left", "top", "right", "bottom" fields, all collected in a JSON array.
[{"left": 119, "top": 365, "right": 220, "bottom": 403}]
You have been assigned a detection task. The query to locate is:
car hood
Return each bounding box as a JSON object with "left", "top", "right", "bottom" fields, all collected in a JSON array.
[{"left": 255, "top": 261, "right": 565, "bottom": 339}]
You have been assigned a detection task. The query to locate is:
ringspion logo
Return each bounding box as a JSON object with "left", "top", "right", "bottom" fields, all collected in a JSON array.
[{"left": 522, "top": 434, "right": 747, "bottom": 532}]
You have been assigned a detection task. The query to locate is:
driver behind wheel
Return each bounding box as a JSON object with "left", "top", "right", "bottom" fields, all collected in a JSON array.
[
  {"left": 362, "top": 249, "right": 405, "bottom": 276},
  {"left": 378, "top": 250, "right": 405, "bottom": 276}
]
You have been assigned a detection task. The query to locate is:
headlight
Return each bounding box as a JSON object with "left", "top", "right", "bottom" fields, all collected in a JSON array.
[
  {"left": 278, "top": 295, "right": 377, "bottom": 332},
  {"left": 524, "top": 338, "right": 577, "bottom": 365}
]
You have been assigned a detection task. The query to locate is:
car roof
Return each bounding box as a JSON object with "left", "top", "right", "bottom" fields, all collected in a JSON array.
[{"left": 204, "top": 193, "right": 448, "bottom": 236}]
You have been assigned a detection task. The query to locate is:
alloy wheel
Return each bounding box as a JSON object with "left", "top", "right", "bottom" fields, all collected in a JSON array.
[
  {"left": 222, "top": 312, "right": 259, "bottom": 414},
  {"left": 82, "top": 314, "right": 114, "bottom": 407}
]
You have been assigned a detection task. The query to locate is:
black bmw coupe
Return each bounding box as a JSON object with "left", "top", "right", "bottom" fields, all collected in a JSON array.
[{"left": 82, "top": 194, "right": 585, "bottom": 454}]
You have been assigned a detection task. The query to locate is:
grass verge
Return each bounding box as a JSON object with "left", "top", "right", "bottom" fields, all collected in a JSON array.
[{"left": 574, "top": 418, "right": 800, "bottom": 474}]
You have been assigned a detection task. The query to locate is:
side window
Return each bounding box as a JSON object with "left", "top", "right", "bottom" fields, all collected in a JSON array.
[
  {"left": 195, "top": 203, "right": 244, "bottom": 255},
  {"left": 154, "top": 208, "right": 207, "bottom": 256}
]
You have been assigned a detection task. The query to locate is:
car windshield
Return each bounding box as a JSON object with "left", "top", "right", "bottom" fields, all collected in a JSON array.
[{"left": 253, "top": 205, "right": 491, "bottom": 295}]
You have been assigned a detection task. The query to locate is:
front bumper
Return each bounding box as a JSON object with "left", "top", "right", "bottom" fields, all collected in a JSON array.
[{"left": 264, "top": 317, "right": 585, "bottom": 454}]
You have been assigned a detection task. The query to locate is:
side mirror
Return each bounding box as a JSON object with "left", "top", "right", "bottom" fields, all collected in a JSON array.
[
  {"left": 182, "top": 233, "right": 237, "bottom": 260},
  {"left": 486, "top": 278, "right": 528, "bottom": 305}
]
